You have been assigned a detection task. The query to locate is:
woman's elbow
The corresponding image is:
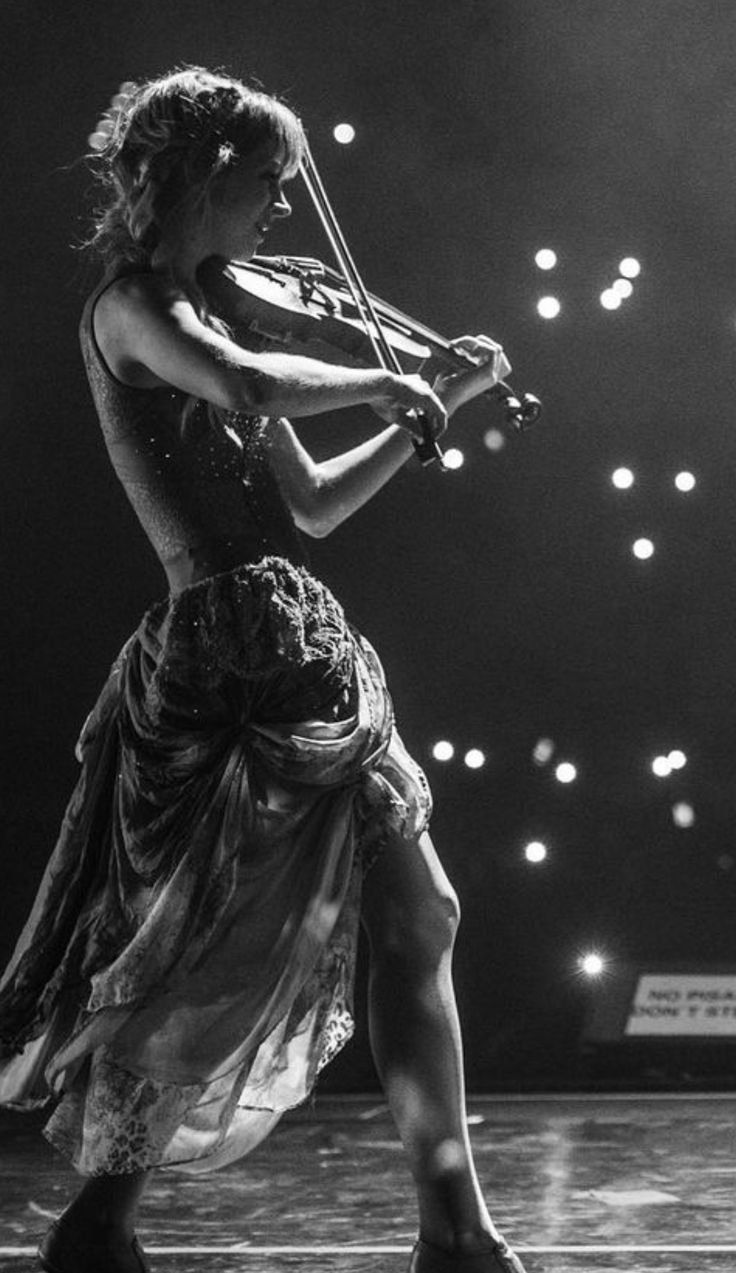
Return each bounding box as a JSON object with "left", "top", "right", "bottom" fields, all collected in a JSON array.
[{"left": 295, "top": 506, "right": 338, "bottom": 539}]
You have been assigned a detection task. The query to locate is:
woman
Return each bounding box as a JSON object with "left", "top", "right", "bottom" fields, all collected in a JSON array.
[{"left": 0, "top": 68, "right": 528, "bottom": 1273}]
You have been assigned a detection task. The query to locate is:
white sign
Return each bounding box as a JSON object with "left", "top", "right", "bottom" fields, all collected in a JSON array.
[{"left": 625, "top": 973, "right": 736, "bottom": 1036}]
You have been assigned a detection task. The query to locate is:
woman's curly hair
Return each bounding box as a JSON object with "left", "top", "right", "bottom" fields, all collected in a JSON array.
[{"left": 85, "top": 66, "right": 305, "bottom": 270}]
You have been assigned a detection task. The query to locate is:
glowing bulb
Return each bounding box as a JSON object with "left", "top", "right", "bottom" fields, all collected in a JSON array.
[
  {"left": 432, "top": 740, "right": 455, "bottom": 762},
  {"left": 537, "top": 296, "right": 561, "bottom": 319},
  {"left": 535, "top": 248, "right": 557, "bottom": 270},
  {"left": 532, "top": 737, "right": 555, "bottom": 766},
  {"left": 443, "top": 448, "right": 465, "bottom": 470},
  {"left": 619, "top": 257, "right": 641, "bottom": 278},
  {"left": 600, "top": 288, "right": 622, "bottom": 310},
  {"left": 483, "top": 428, "right": 506, "bottom": 452},
  {"left": 555, "top": 761, "right": 577, "bottom": 784},
  {"left": 580, "top": 953, "right": 605, "bottom": 977},
  {"left": 333, "top": 123, "right": 356, "bottom": 145},
  {"left": 524, "top": 840, "right": 548, "bottom": 863},
  {"left": 632, "top": 538, "right": 655, "bottom": 559},
  {"left": 652, "top": 755, "right": 672, "bottom": 777},
  {"left": 675, "top": 471, "right": 696, "bottom": 492},
  {"left": 464, "top": 748, "right": 486, "bottom": 770},
  {"left": 612, "top": 467, "right": 635, "bottom": 489},
  {"left": 612, "top": 278, "right": 634, "bottom": 298},
  {"left": 672, "top": 801, "right": 695, "bottom": 828},
  {"left": 668, "top": 749, "right": 687, "bottom": 770}
]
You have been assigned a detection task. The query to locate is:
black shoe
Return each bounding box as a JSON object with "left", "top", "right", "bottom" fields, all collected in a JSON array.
[
  {"left": 38, "top": 1220, "right": 150, "bottom": 1273},
  {"left": 408, "top": 1235, "right": 529, "bottom": 1273}
]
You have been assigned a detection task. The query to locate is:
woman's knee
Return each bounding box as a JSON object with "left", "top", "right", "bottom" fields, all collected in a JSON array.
[{"left": 366, "top": 881, "right": 461, "bottom": 970}]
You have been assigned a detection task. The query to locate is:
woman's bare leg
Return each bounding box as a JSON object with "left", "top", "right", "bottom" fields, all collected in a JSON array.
[{"left": 361, "top": 830, "right": 502, "bottom": 1254}]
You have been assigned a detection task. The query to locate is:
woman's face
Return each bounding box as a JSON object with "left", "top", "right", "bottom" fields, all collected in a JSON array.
[{"left": 205, "top": 138, "right": 293, "bottom": 261}]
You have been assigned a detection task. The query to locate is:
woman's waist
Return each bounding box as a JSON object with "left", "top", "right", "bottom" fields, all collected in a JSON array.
[{"left": 162, "top": 536, "right": 300, "bottom": 594}]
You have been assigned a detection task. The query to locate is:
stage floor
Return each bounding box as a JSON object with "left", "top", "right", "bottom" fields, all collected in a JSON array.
[{"left": 2, "top": 1094, "right": 736, "bottom": 1272}]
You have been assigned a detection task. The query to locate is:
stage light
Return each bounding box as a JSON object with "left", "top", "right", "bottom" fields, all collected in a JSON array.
[
  {"left": 443, "top": 448, "right": 465, "bottom": 470},
  {"left": 652, "top": 755, "right": 672, "bottom": 778},
  {"left": 537, "top": 296, "right": 561, "bottom": 319},
  {"left": 613, "top": 278, "right": 634, "bottom": 299},
  {"left": 619, "top": 257, "right": 641, "bottom": 278},
  {"left": 674, "top": 471, "right": 696, "bottom": 492},
  {"left": 524, "top": 840, "right": 548, "bottom": 863},
  {"left": 432, "top": 740, "right": 455, "bottom": 762},
  {"left": 555, "top": 761, "right": 577, "bottom": 784},
  {"left": 600, "top": 288, "right": 622, "bottom": 310},
  {"left": 668, "top": 749, "right": 687, "bottom": 770},
  {"left": 333, "top": 123, "right": 356, "bottom": 145},
  {"left": 483, "top": 427, "right": 506, "bottom": 452},
  {"left": 672, "top": 801, "right": 695, "bottom": 828},
  {"left": 464, "top": 748, "right": 486, "bottom": 770},
  {"left": 535, "top": 248, "right": 557, "bottom": 270},
  {"left": 580, "top": 952, "right": 605, "bottom": 977},
  {"left": 632, "top": 538, "right": 655, "bottom": 559},
  {"left": 532, "top": 737, "right": 555, "bottom": 766},
  {"left": 611, "top": 467, "right": 635, "bottom": 489}
]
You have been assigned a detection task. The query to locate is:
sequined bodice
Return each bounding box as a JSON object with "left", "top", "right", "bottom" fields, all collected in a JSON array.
[{"left": 79, "top": 276, "right": 307, "bottom": 593}]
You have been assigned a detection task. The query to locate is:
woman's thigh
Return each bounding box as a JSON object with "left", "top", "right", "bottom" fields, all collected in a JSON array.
[{"left": 360, "top": 830, "right": 460, "bottom": 956}]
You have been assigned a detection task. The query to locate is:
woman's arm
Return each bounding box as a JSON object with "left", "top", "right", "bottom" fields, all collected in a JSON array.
[
  {"left": 269, "top": 336, "right": 512, "bottom": 538},
  {"left": 269, "top": 418, "right": 416, "bottom": 538},
  {"left": 95, "top": 273, "right": 446, "bottom": 430}
]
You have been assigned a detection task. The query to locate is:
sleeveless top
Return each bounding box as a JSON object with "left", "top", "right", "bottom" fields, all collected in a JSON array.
[{"left": 79, "top": 275, "right": 308, "bottom": 594}]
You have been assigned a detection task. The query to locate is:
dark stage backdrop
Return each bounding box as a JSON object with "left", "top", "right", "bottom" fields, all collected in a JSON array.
[{"left": 3, "top": 0, "right": 736, "bottom": 1089}]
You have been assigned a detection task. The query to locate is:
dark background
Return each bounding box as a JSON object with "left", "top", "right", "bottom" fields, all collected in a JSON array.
[{"left": 3, "top": 0, "right": 736, "bottom": 1089}]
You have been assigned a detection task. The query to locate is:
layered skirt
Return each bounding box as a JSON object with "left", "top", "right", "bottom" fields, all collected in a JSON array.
[{"left": 0, "top": 558, "right": 431, "bottom": 1174}]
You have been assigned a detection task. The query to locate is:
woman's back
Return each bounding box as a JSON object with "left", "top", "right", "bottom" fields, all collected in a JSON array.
[{"left": 80, "top": 276, "right": 307, "bottom": 593}]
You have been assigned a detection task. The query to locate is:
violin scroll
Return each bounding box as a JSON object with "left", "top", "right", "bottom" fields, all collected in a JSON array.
[{"left": 492, "top": 382, "right": 542, "bottom": 432}]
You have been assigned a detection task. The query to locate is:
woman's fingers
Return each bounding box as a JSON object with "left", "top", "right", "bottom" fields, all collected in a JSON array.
[{"left": 450, "top": 334, "right": 512, "bottom": 383}]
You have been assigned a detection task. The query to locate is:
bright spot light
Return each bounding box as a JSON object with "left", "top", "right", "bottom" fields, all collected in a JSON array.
[
  {"left": 619, "top": 257, "right": 641, "bottom": 278},
  {"left": 672, "top": 801, "right": 695, "bottom": 828},
  {"left": 632, "top": 538, "right": 655, "bottom": 560},
  {"left": 483, "top": 427, "right": 506, "bottom": 452},
  {"left": 333, "top": 122, "right": 356, "bottom": 145},
  {"left": 652, "top": 755, "right": 672, "bottom": 778},
  {"left": 537, "top": 296, "right": 561, "bottom": 319},
  {"left": 464, "top": 748, "right": 486, "bottom": 770},
  {"left": 612, "top": 467, "right": 635, "bottom": 489},
  {"left": 580, "top": 952, "right": 605, "bottom": 978},
  {"left": 600, "top": 288, "right": 622, "bottom": 310},
  {"left": 535, "top": 248, "right": 557, "bottom": 270},
  {"left": 675, "top": 471, "right": 696, "bottom": 492},
  {"left": 443, "top": 447, "right": 465, "bottom": 470},
  {"left": 613, "top": 278, "right": 634, "bottom": 298},
  {"left": 555, "top": 761, "right": 577, "bottom": 784},
  {"left": 532, "top": 737, "right": 555, "bottom": 766},
  {"left": 432, "top": 740, "right": 454, "bottom": 762},
  {"left": 668, "top": 749, "right": 687, "bottom": 770},
  {"left": 524, "top": 840, "right": 548, "bottom": 863}
]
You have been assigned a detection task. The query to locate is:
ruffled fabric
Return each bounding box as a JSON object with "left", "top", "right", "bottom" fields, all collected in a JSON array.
[{"left": 0, "top": 557, "right": 431, "bottom": 1173}]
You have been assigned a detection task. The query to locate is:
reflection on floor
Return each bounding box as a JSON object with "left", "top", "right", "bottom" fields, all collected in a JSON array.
[{"left": 2, "top": 1094, "right": 736, "bottom": 1272}]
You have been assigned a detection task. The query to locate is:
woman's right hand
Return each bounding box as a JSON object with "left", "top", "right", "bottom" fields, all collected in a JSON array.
[{"left": 369, "top": 371, "right": 448, "bottom": 440}]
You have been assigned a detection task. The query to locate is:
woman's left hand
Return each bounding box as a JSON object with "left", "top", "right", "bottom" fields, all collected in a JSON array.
[{"left": 432, "top": 334, "right": 511, "bottom": 419}]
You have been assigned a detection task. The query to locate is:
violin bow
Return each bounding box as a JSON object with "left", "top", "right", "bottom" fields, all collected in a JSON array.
[{"left": 299, "top": 140, "right": 444, "bottom": 467}]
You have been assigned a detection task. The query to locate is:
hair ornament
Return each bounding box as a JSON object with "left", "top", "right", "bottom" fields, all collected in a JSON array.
[{"left": 87, "top": 81, "right": 137, "bottom": 154}]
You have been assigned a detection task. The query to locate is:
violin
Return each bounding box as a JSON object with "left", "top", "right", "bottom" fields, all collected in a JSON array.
[{"left": 198, "top": 252, "right": 542, "bottom": 442}]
